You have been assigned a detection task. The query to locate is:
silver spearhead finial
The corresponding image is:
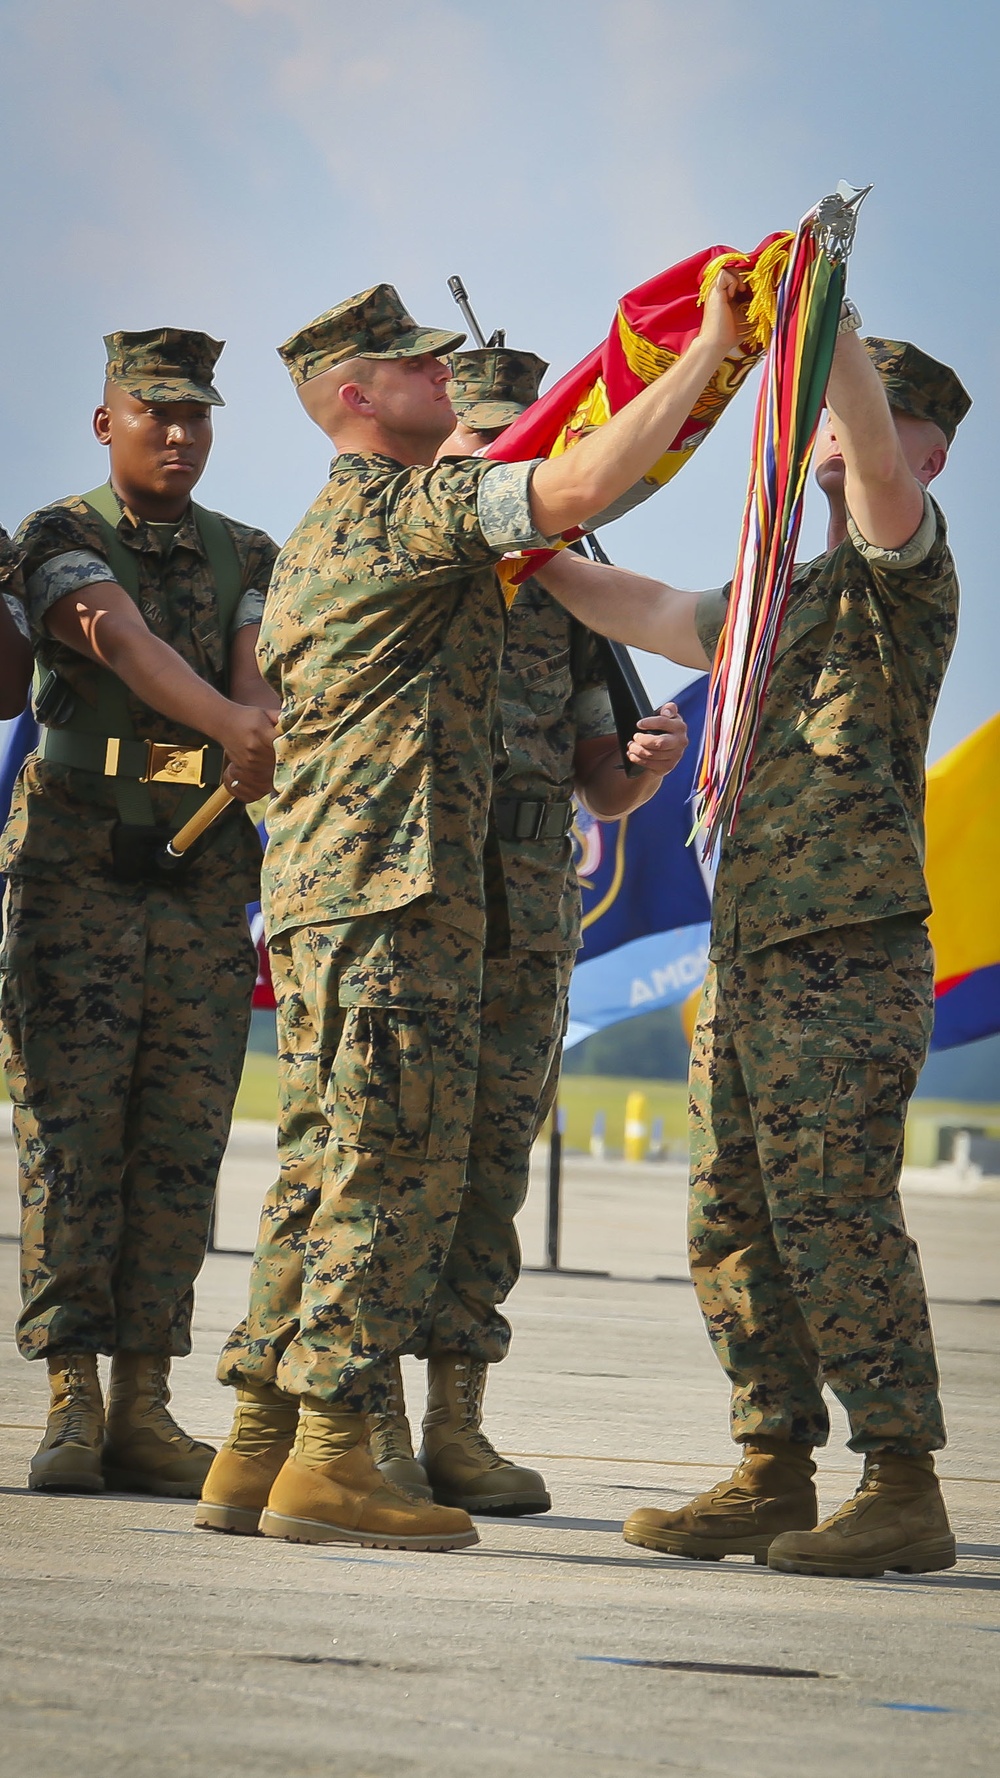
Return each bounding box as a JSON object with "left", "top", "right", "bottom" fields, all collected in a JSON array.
[{"left": 811, "top": 181, "right": 873, "bottom": 262}]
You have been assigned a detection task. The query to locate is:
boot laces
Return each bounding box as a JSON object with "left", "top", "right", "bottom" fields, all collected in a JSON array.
[
  {"left": 841, "top": 1459, "right": 912, "bottom": 1506},
  {"left": 50, "top": 1363, "right": 100, "bottom": 1447},
  {"left": 51, "top": 1400, "right": 92, "bottom": 1447},
  {"left": 850, "top": 1458, "right": 902, "bottom": 1504},
  {"left": 708, "top": 1464, "right": 759, "bottom": 1506},
  {"left": 367, "top": 1365, "right": 413, "bottom": 1462},
  {"left": 822, "top": 1470, "right": 882, "bottom": 1528},
  {"left": 704, "top": 1451, "right": 798, "bottom": 1508},
  {"left": 371, "top": 1417, "right": 412, "bottom": 1463},
  {"left": 452, "top": 1359, "right": 485, "bottom": 1414},
  {"left": 140, "top": 1361, "right": 200, "bottom": 1452},
  {"left": 451, "top": 1360, "right": 503, "bottom": 1469}
]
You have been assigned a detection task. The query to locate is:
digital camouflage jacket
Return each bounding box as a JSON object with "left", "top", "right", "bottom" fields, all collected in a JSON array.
[
  {"left": 257, "top": 451, "right": 548, "bottom": 942},
  {"left": 696, "top": 492, "right": 958, "bottom": 957},
  {"left": 2, "top": 489, "right": 276, "bottom": 896}
]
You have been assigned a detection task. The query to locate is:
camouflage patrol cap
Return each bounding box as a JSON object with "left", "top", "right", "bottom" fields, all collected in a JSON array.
[
  {"left": 448, "top": 348, "right": 550, "bottom": 431},
  {"left": 862, "top": 337, "right": 971, "bottom": 445},
  {"left": 103, "top": 327, "right": 225, "bottom": 406},
  {"left": 278, "top": 284, "right": 465, "bottom": 387}
]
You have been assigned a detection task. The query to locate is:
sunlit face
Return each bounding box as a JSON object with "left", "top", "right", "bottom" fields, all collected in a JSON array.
[
  {"left": 93, "top": 387, "right": 213, "bottom": 503},
  {"left": 364, "top": 353, "right": 456, "bottom": 451}
]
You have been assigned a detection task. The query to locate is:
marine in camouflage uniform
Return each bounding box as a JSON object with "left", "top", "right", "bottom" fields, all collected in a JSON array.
[
  {"left": 687, "top": 522, "right": 954, "bottom": 1462},
  {"left": 367, "top": 349, "right": 687, "bottom": 1515},
  {"left": 203, "top": 287, "right": 558, "bottom": 1552},
  {"left": 201, "top": 270, "right": 747, "bottom": 1550},
  {"left": 690, "top": 339, "right": 969, "bottom": 1468},
  {"left": 540, "top": 327, "right": 972, "bottom": 1577},
  {"left": 215, "top": 302, "right": 556, "bottom": 1405},
  {"left": 1, "top": 329, "right": 279, "bottom": 1497}
]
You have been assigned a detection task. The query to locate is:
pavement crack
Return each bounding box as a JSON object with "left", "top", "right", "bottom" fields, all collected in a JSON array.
[{"left": 251, "top": 1653, "right": 431, "bottom": 1673}]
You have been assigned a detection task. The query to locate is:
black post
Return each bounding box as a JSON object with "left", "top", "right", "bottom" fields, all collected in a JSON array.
[{"left": 546, "top": 1101, "right": 563, "bottom": 1270}]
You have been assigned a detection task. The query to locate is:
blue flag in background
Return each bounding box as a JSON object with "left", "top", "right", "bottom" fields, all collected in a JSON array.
[
  {"left": 566, "top": 674, "right": 711, "bottom": 1048},
  {"left": 0, "top": 707, "right": 38, "bottom": 838}
]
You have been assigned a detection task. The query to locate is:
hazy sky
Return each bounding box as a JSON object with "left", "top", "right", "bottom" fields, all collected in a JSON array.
[{"left": 2, "top": 0, "right": 995, "bottom": 757}]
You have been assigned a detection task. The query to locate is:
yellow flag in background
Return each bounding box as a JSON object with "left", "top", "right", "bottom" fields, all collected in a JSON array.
[{"left": 925, "top": 710, "right": 1000, "bottom": 986}]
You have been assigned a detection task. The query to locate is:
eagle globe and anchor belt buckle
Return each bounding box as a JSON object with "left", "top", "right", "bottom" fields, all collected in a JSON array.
[{"left": 104, "top": 737, "right": 210, "bottom": 788}]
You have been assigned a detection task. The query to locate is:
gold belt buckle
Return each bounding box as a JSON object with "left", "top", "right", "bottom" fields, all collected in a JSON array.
[{"left": 142, "top": 742, "right": 207, "bottom": 788}]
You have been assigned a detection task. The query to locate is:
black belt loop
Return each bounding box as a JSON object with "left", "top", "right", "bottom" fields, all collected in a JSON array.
[{"left": 492, "top": 797, "right": 573, "bottom": 843}]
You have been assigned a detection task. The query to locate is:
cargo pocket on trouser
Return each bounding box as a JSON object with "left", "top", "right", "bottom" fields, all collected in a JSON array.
[
  {"left": 293, "top": 959, "right": 476, "bottom": 1395},
  {"left": 0, "top": 912, "right": 41, "bottom": 1109},
  {"left": 779, "top": 1040, "right": 940, "bottom": 1450},
  {"left": 796, "top": 1027, "right": 915, "bottom": 1201},
  {"left": 330, "top": 967, "right": 463, "bottom": 1161},
  {"left": 826, "top": 1058, "right": 921, "bottom": 1198}
]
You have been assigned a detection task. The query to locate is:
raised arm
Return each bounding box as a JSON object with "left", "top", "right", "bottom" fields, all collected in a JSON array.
[
  {"left": 535, "top": 549, "right": 710, "bottom": 671},
  {"left": 824, "top": 331, "right": 931, "bottom": 549},
  {"left": 45, "top": 580, "right": 276, "bottom": 801},
  {"left": 527, "top": 272, "right": 747, "bottom": 538}
]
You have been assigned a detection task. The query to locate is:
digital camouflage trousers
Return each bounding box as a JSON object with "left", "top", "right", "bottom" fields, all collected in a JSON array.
[
  {"left": 219, "top": 909, "right": 485, "bottom": 1409},
  {"left": 409, "top": 945, "right": 575, "bottom": 1363},
  {"left": 1, "top": 872, "right": 256, "bottom": 1358},
  {"left": 689, "top": 916, "right": 945, "bottom": 1455},
  {"left": 219, "top": 913, "right": 575, "bottom": 1405}
]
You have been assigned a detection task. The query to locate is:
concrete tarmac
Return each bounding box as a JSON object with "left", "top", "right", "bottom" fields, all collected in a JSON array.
[{"left": 2, "top": 1121, "right": 998, "bottom": 1778}]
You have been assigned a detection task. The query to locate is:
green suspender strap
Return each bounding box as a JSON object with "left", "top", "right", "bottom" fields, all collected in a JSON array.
[{"left": 55, "top": 484, "right": 243, "bottom": 826}]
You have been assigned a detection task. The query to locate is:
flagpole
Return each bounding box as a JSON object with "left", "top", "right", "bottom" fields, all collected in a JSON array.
[{"left": 546, "top": 1101, "right": 563, "bottom": 1270}]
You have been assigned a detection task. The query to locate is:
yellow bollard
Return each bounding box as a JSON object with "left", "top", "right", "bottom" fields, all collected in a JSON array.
[{"left": 623, "top": 1091, "right": 649, "bottom": 1163}]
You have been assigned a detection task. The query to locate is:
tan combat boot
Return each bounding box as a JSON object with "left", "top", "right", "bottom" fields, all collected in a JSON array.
[
  {"left": 260, "top": 1399, "right": 479, "bottom": 1550},
  {"left": 623, "top": 1439, "right": 817, "bottom": 1563},
  {"left": 767, "top": 1452, "right": 957, "bottom": 1577},
  {"left": 103, "top": 1353, "right": 215, "bottom": 1498},
  {"left": 194, "top": 1381, "right": 299, "bottom": 1534},
  {"left": 417, "top": 1356, "right": 551, "bottom": 1515},
  {"left": 29, "top": 1353, "right": 106, "bottom": 1493},
  {"left": 367, "top": 1358, "right": 433, "bottom": 1500}
]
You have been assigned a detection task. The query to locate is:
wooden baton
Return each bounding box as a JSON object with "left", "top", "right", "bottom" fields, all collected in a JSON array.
[{"left": 163, "top": 784, "right": 235, "bottom": 860}]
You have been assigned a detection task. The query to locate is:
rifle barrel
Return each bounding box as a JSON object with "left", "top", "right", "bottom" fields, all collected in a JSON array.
[{"left": 447, "top": 275, "right": 488, "bottom": 348}]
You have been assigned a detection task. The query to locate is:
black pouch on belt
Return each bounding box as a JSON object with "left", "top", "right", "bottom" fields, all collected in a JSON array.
[{"left": 110, "top": 823, "right": 195, "bottom": 884}]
